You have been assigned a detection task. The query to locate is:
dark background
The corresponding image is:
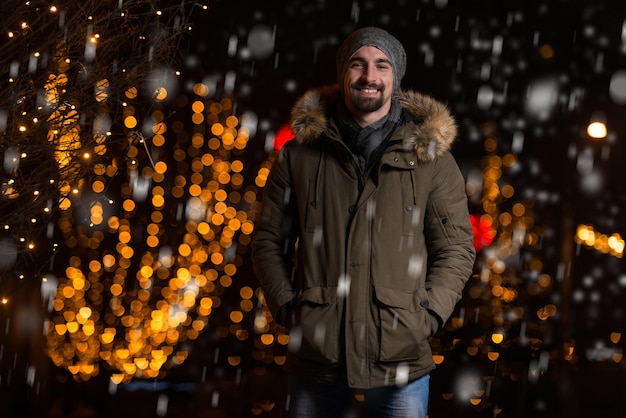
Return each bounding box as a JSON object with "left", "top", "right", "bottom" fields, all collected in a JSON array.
[{"left": 2, "top": 0, "right": 626, "bottom": 417}]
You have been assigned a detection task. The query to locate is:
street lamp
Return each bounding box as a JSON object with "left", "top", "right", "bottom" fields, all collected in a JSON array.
[
  {"left": 586, "top": 112, "right": 608, "bottom": 139},
  {"left": 587, "top": 121, "right": 607, "bottom": 139}
]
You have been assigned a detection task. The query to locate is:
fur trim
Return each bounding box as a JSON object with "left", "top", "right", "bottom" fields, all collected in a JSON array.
[
  {"left": 289, "top": 85, "right": 457, "bottom": 163},
  {"left": 290, "top": 85, "right": 340, "bottom": 145},
  {"left": 394, "top": 89, "right": 457, "bottom": 163}
]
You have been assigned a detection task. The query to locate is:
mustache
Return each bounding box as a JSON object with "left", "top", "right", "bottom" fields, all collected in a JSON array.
[{"left": 351, "top": 82, "right": 383, "bottom": 90}]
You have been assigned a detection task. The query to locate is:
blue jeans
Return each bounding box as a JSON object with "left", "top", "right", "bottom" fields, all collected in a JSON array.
[{"left": 287, "top": 374, "right": 430, "bottom": 418}]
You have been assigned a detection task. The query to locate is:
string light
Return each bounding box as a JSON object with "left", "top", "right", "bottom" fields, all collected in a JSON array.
[
  {"left": 575, "top": 224, "right": 624, "bottom": 257},
  {"left": 1, "top": 0, "right": 215, "bottom": 384},
  {"left": 417, "top": 125, "right": 558, "bottom": 410},
  {"left": 40, "top": 81, "right": 263, "bottom": 383}
]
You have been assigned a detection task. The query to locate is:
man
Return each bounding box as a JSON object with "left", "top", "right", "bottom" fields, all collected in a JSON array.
[{"left": 252, "top": 27, "right": 476, "bottom": 417}]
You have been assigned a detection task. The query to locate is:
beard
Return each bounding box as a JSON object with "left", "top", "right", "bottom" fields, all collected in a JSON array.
[{"left": 347, "top": 83, "right": 386, "bottom": 113}]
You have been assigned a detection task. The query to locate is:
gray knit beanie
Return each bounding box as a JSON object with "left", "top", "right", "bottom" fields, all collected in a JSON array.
[{"left": 336, "top": 27, "right": 407, "bottom": 92}]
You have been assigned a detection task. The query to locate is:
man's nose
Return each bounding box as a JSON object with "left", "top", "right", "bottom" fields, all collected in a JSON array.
[{"left": 361, "top": 66, "right": 376, "bottom": 82}]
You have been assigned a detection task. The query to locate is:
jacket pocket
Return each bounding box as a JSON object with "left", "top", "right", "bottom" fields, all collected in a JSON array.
[
  {"left": 374, "top": 286, "right": 431, "bottom": 362},
  {"left": 427, "top": 201, "right": 465, "bottom": 245},
  {"left": 289, "top": 286, "right": 339, "bottom": 365}
]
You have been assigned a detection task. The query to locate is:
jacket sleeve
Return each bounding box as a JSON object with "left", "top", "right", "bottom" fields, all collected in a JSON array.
[
  {"left": 423, "top": 152, "right": 476, "bottom": 329},
  {"left": 251, "top": 146, "right": 299, "bottom": 320}
]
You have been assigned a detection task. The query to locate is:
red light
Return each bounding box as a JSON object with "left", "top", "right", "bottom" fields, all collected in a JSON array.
[
  {"left": 470, "top": 213, "right": 496, "bottom": 251},
  {"left": 273, "top": 123, "right": 294, "bottom": 151}
]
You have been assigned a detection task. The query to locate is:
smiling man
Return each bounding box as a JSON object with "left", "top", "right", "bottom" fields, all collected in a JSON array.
[
  {"left": 343, "top": 45, "right": 394, "bottom": 124},
  {"left": 253, "top": 27, "right": 476, "bottom": 417}
]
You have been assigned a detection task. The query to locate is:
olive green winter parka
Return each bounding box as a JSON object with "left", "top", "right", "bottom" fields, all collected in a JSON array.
[{"left": 252, "top": 85, "right": 476, "bottom": 389}]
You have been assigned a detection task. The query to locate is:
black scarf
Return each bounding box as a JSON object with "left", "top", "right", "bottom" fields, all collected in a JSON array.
[{"left": 334, "top": 98, "right": 403, "bottom": 185}]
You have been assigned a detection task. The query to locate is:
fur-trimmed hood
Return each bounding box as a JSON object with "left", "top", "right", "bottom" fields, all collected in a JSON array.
[{"left": 290, "top": 85, "right": 457, "bottom": 163}]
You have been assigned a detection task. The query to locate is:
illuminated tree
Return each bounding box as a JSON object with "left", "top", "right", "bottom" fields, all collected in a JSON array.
[{"left": 0, "top": 0, "right": 259, "bottom": 384}]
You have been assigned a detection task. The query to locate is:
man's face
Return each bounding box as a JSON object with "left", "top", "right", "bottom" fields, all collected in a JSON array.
[{"left": 343, "top": 46, "right": 394, "bottom": 125}]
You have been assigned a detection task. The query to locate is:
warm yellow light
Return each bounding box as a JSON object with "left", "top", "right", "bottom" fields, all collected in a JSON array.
[
  {"left": 122, "top": 199, "right": 135, "bottom": 212},
  {"left": 79, "top": 307, "right": 92, "bottom": 318},
  {"left": 576, "top": 225, "right": 623, "bottom": 257},
  {"left": 134, "top": 358, "right": 149, "bottom": 369},
  {"left": 154, "top": 161, "right": 167, "bottom": 174},
  {"left": 608, "top": 235, "right": 625, "bottom": 255},
  {"left": 260, "top": 334, "right": 275, "bottom": 345},
  {"left": 124, "top": 116, "right": 137, "bottom": 129},
  {"left": 42, "top": 87, "right": 259, "bottom": 383},
  {"left": 538, "top": 44, "right": 554, "bottom": 59},
  {"left": 55, "top": 324, "right": 67, "bottom": 335},
  {"left": 193, "top": 83, "right": 209, "bottom": 96},
  {"left": 227, "top": 356, "right": 241, "bottom": 366},
  {"left": 125, "top": 87, "right": 138, "bottom": 99},
  {"left": 587, "top": 121, "right": 607, "bottom": 139},
  {"left": 154, "top": 88, "right": 168, "bottom": 101},
  {"left": 192, "top": 101, "right": 205, "bottom": 113},
  {"left": 66, "top": 322, "right": 79, "bottom": 333},
  {"left": 116, "top": 349, "right": 130, "bottom": 360},
  {"left": 101, "top": 329, "right": 116, "bottom": 344},
  {"left": 110, "top": 283, "right": 123, "bottom": 296},
  {"left": 191, "top": 113, "right": 204, "bottom": 125},
  {"left": 241, "top": 221, "right": 254, "bottom": 235},
  {"left": 220, "top": 275, "right": 232, "bottom": 288},
  {"left": 152, "top": 194, "right": 165, "bottom": 208},
  {"left": 122, "top": 363, "right": 136, "bottom": 374},
  {"left": 240, "top": 286, "right": 254, "bottom": 299},
  {"left": 230, "top": 311, "right": 244, "bottom": 323},
  {"left": 211, "top": 123, "right": 225, "bottom": 136}
]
